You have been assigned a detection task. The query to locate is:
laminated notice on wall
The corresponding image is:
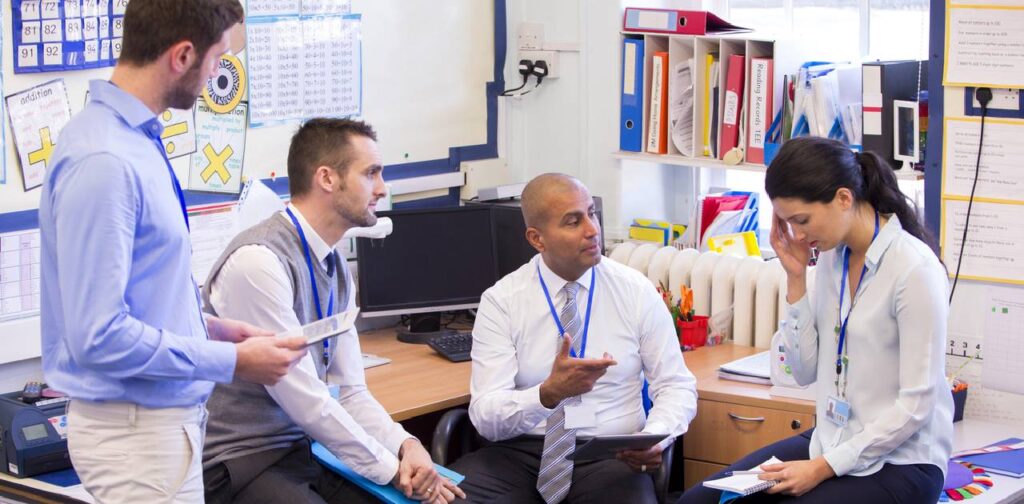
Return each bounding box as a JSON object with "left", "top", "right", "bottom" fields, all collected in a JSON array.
[
  {"left": 10, "top": 0, "right": 128, "bottom": 73},
  {"left": 5, "top": 79, "right": 72, "bottom": 191},
  {"left": 188, "top": 99, "right": 247, "bottom": 194},
  {"left": 246, "top": 14, "right": 361, "bottom": 126}
]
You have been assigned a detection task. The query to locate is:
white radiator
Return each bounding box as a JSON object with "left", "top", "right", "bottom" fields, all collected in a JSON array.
[{"left": 608, "top": 245, "right": 815, "bottom": 348}]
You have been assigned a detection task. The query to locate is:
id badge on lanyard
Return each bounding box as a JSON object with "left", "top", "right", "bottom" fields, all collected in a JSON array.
[
  {"left": 828, "top": 212, "right": 879, "bottom": 428},
  {"left": 286, "top": 208, "right": 336, "bottom": 369}
]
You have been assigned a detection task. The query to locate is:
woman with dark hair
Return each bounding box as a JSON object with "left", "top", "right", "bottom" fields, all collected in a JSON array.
[{"left": 679, "top": 137, "right": 953, "bottom": 503}]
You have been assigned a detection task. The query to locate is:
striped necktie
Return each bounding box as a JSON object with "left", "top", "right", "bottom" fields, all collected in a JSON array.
[{"left": 537, "top": 281, "right": 583, "bottom": 504}]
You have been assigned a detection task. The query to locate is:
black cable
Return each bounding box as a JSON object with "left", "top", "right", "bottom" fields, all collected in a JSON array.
[
  {"left": 508, "top": 81, "right": 542, "bottom": 97},
  {"left": 500, "top": 59, "right": 534, "bottom": 96},
  {"left": 949, "top": 87, "right": 992, "bottom": 304},
  {"left": 504, "top": 60, "right": 550, "bottom": 98}
]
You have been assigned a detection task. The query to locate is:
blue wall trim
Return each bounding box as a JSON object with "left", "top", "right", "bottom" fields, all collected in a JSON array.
[
  {"left": 925, "top": 0, "right": 944, "bottom": 240},
  {"left": 0, "top": 209, "right": 39, "bottom": 233},
  {"left": 0, "top": 0, "right": 507, "bottom": 233}
]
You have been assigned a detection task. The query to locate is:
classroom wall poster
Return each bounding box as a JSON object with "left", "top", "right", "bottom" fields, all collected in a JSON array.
[
  {"left": 246, "top": 0, "right": 350, "bottom": 17},
  {"left": 158, "top": 105, "right": 197, "bottom": 160},
  {"left": 942, "top": 118, "right": 1024, "bottom": 203},
  {"left": 941, "top": 198, "right": 1024, "bottom": 285},
  {"left": 11, "top": 0, "right": 129, "bottom": 73},
  {"left": 1, "top": 2, "right": 5, "bottom": 185},
  {"left": 4, "top": 79, "right": 72, "bottom": 191},
  {"left": 0, "top": 229, "right": 41, "bottom": 321},
  {"left": 245, "top": 13, "right": 361, "bottom": 126},
  {"left": 188, "top": 99, "right": 247, "bottom": 194},
  {"left": 944, "top": 3, "right": 1024, "bottom": 88}
]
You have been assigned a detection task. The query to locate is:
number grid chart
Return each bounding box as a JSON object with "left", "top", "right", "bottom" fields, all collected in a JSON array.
[
  {"left": 11, "top": 0, "right": 129, "bottom": 73},
  {"left": 245, "top": 10, "right": 362, "bottom": 126},
  {"left": 0, "top": 230, "right": 41, "bottom": 321},
  {"left": 981, "top": 295, "right": 1024, "bottom": 396}
]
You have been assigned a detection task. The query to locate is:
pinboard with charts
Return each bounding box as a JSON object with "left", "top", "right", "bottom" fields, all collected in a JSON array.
[{"left": 0, "top": 0, "right": 496, "bottom": 364}]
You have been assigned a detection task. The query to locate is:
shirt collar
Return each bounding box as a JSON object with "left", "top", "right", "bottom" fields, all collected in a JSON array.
[
  {"left": 286, "top": 203, "right": 334, "bottom": 265},
  {"left": 833, "top": 213, "right": 903, "bottom": 272},
  {"left": 536, "top": 255, "right": 595, "bottom": 298},
  {"left": 88, "top": 80, "right": 162, "bottom": 134}
]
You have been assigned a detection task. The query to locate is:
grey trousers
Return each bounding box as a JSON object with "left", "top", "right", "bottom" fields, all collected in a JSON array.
[{"left": 204, "top": 439, "right": 380, "bottom": 504}]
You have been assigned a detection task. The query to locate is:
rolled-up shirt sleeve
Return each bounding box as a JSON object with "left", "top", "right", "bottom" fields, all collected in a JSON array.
[
  {"left": 468, "top": 288, "right": 554, "bottom": 441},
  {"left": 53, "top": 153, "right": 235, "bottom": 383},
  {"left": 779, "top": 289, "right": 819, "bottom": 387},
  {"left": 636, "top": 282, "right": 698, "bottom": 448}
]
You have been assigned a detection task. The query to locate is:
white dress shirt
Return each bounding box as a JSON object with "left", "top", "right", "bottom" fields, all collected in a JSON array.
[
  {"left": 209, "top": 204, "right": 413, "bottom": 485},
  {"left": 469, "top": 254, "right": 698, "bottom": 447},
  {"left": 780, "top": 215, "right": 954, "bottom": 478}
]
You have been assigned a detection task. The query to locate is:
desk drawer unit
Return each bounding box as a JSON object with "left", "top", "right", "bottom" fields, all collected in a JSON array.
[{"left": 683, "top": 398, "right": 815, "bottom": 483}]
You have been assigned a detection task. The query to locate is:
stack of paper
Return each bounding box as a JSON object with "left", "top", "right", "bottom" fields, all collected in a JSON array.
[
  {"left": 719, "top": 351, "right": 772, "bottom": 385},
  {"left": 790, "top": 62, "right": 861, "bottom": 145},
  {"left": 677, "top": 190, "right": 760, "bottom": 251},
  {"left": 669, "top": 60, "right": 695, "bottom": 156}
]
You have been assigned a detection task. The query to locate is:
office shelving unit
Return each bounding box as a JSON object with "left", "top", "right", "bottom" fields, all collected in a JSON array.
[{"left": 616, "top": 30, "right": 924, "bottom": 182}]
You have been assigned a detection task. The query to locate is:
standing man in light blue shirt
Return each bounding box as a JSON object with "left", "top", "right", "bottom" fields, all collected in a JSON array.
[{"left": 38, "top": 0, "right": 306, "bottom": 501}]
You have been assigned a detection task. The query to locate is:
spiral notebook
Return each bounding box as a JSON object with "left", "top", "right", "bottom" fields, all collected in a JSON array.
[{"left": 703, "top": 456, "right": 782, "bottom": 496}]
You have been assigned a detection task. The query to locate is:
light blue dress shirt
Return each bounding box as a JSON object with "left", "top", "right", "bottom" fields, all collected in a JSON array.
[{"left": 38, "top": 80, "right": 236, "bottom": 408}]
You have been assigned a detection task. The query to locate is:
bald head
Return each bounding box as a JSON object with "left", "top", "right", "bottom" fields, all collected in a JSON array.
[
  {"left": 520, "top": 173, "right": 588, "bottom": 229},
  {"left": 520, "top": 173, "right": 601, "bottom": 281}
]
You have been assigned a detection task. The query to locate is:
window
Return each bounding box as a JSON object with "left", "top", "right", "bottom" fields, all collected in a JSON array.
[
  {"left": 868, "top": 0, "right": 930, "bottom": 60},
  {"left": 720, "top": 0, "right": 928, "bottom": 246},
  {"left": 727, "top": 0, "right": 787, "bottom": 35},
  {"left": 722, "top": 0, "right": 929, "bottom": 60}
]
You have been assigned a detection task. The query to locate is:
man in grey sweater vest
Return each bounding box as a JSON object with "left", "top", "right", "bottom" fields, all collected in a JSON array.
[{"left": 200, "top": 119, "right": 465, "bottom": 503}]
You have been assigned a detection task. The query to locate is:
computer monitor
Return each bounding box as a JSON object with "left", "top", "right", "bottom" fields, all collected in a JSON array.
[
  {"left": 356, "top": 205, "right": 528, "bottom": 343},
  {"left": 892, "top": 99, "right": 920, "bottom": 171}
]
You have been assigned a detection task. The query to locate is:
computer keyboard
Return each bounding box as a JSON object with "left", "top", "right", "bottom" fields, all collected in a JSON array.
[{"left": 427, "top": 332, "right": 473, "bottom": 362}]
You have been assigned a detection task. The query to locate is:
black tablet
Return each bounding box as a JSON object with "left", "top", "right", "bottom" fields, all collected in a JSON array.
[{"left": 566, "top": 433, "right": 669, "bottom": 461}]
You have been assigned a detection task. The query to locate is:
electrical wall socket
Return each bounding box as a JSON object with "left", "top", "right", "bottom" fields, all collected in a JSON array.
[
  {"left": 519, "top": 50, "right": 558, "bottom": 80},
  {"left": 517, "top": 22, "right": 543, "bottom": 50}
]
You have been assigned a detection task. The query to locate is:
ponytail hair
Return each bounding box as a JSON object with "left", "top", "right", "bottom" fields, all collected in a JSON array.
[{"left": 765, "top": 137, "right": 937, "bottom": 254}]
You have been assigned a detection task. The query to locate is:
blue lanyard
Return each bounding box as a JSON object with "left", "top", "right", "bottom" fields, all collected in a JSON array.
[
  {"left": 538, "top": 264, "right": 595, "bottom": 358},
  {"left": 836, "top": 211, "right": 880, "bottom": 376},
  {"left": 145, "top": 124, "right": 208, "bottom": 339},
  {"left": 145, "top": 127, "right": 190, "bottom": 231},
  {"left": 285, "top": 208, "right": 336, "bottom": 366}
]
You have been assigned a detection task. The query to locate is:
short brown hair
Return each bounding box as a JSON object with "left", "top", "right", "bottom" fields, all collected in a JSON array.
[
  {"left": 119, "top": 0, "right": 244, "bottom": 66},
  {"left": 288, "top": 118, "right": 378, "bottom": 198}
]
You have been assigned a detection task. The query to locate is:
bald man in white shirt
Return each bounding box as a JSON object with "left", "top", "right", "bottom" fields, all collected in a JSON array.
[{"left": 451, "top": 173, "right": 698, "bottom": 504}]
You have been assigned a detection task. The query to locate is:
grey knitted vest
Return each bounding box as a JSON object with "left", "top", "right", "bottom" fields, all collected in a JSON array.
[{"left": 200, "top": 212, "right": 348, "bottom": 469}]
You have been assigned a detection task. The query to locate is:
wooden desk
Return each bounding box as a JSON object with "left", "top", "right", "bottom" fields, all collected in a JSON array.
[
  {"left": 680, "top": 344, "right": 816, "bottom": 490},
  {"left": 360, "top": 328, "right": 471, "bottom": 421}
]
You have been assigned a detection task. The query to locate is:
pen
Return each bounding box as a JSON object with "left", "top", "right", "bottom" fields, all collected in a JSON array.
[{"left": 725, "top": 470, "right": 763, "bottom": 476}]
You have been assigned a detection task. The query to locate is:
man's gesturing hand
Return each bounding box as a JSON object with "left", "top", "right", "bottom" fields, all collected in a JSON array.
[{"left": 539, "top": 335, "right": 617, "bottom": 408}]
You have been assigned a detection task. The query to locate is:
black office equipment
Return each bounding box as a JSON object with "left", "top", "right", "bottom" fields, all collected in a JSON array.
[
  {"left": 0, "top": 390, "right": 71, "bottom": 478},
  {"left": 427, "top": 332, "right": 474, "bottom": 362},
  {"left": 862, "top": 60, "right": 927, "bottom": 169},
  {"left": 357, "top": 206, "right": 512, "bottom": 343},
  {"left": 357, "top": 200, "right": 603, "bottom": 344}
]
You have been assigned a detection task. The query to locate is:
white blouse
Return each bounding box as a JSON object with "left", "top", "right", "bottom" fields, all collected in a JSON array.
[{"left": 780, "top": 215, "right": 954, "bottom": 477}]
